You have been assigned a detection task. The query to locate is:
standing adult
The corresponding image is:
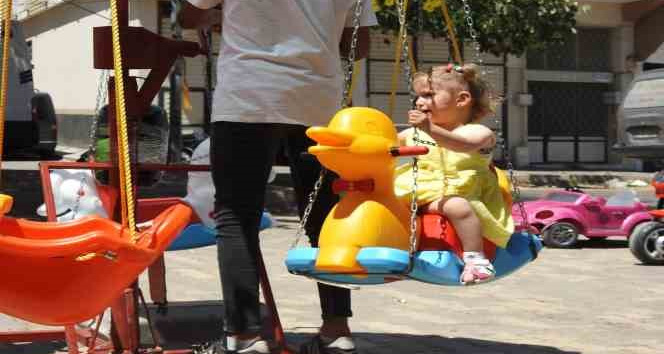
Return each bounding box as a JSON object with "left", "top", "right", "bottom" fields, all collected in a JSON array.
[{"left": 179, "top": 1, "right": 377, "bottom": 353}]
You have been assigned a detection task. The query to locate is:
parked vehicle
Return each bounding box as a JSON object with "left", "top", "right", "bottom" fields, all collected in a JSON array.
[
  {"left": 629, "top": 173, "right": 664, "bottom": 265},
  {"left": 513, "top": 189, "right": 653, "bottom": 248},
  {"left": 1, "top": 21, "right": 57, "bottom": 156},
  {"left": 614, "top": 66, "right": 664, "bottom": 167},
  {"left": 628, "top": 218, "right": 664, "bottom": 265}
]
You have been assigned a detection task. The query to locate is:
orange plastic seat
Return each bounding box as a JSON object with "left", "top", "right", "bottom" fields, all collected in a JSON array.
[{"left": 0, "top": 203, "right": 192, "bottom": 326}]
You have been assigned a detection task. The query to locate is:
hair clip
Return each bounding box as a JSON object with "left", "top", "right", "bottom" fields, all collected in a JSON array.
[{"left": 445, "top": 63, "right": 463, "bottom": 73}]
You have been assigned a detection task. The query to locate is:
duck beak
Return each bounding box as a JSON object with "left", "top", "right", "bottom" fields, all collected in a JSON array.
[
  {"left": 306, "top": 127, "right": 355, "bottom": 147},
  {"left": 307, "top": 127, "right": 357, "bottom": 155}
]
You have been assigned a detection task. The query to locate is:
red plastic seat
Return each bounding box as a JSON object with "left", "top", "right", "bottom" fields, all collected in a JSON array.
[
  {"left": 419, "top": 214, "right": 497, "bottom": 260},
  {"left": 0, "top": 203, "right": 192, "bottom": 325}
]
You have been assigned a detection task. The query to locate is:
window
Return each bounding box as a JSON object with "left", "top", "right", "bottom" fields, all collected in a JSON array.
[
  {"left": 527, "top": 28, "right": 611, "bottom": 72},
  {"left": 543, "top": 192, "right": 582, "bottom": 203}
]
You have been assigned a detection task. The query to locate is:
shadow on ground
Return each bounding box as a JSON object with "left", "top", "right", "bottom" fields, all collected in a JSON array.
[
  {"left": 288, "top": 332, "right": 581, "bottom": 354},
  {"left": 0, "top": 301, "right": 579, "bottom": 354},
  {"left": 576, "top": 239, "right": 629, "bottom": 249},
  {"left": 0, "top": 341, "right": 67, "bottom": 354},
  {"left": 0, "top": 333, "right": 580, "bottom": 354}
]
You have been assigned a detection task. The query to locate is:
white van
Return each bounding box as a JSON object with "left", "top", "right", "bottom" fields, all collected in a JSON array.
[
  {"left": 1, "top": 21, "right": 57, "bottom": 156},
  {"left": 614, "top": 66, "right": 664, "bottom": 165}
]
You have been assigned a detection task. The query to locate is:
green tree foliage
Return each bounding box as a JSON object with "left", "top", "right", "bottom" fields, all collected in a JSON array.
[{"left": 372, "top": 0, "right": 581, "bottom": 57}]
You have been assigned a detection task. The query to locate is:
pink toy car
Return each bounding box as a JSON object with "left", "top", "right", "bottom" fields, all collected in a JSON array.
[{"left": 512, "top": 189, "right": 653, "bottom": 248}]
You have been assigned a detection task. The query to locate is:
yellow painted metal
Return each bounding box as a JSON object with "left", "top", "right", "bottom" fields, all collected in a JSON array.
[
  {"left": 388, "top": 0, "right": 409, "bottom": 119},
  {"left": 346, "top": 61, "right": 361, "bottom": 105},
  {"left": 441, "top": 0, "right": 463, "bottom": 64},
  {"left": 307, "top": 107, "right": 412, "bottom": 273}
]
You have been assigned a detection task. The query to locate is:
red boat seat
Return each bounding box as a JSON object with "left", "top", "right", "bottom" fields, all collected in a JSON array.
[
  {"left": 418, "top": 214, "right": 497, "bottom": 260},
  {"left": 0, "top": 201, "right": 192, "bottom": 325}
]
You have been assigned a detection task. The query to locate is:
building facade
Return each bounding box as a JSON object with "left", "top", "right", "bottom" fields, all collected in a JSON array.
[
  {"left": 361, "top": 0, "right": 664, "bottom": 168},
  {"left": 14, "top": 0, "right": 664, "bottom": 169}
]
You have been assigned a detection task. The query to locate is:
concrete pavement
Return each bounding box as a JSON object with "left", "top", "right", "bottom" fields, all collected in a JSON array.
[
  {"left": 1, "top": 211, "right": 662, "bottom": 354},
  {"left": 0, "top": 155, "right": 662, "bottom": 354}
]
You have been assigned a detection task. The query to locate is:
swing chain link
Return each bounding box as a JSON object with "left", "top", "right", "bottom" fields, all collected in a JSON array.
[
  {"left": 409, "top": 132, "right": 420, "bottom": 257},
  {"left": 460, "top": 0, "right": 530, "bottom": 235},
  {"left": 396, "top": 0, "right": 414, "bottom": 103},
  {"left": 88, "top": 70, "right": 110, "bottom": 157},
  {"left": 292, "top": 169, "right": 326, "bottom": 249},
  {"left": 70, "top": 174, "right": 88, "bottom": 220},
  {"left": 341, "top": 0, "right": 364, "bottom": 109},
  {"left": 509, "top": 162, "right": 531, "bottom": 234},
  {"left": 460, "top": 0, "right": 483, "bottom": 69},
  {"left": 292, "top": 0, "right": 364, "bottom": 249},
  {"left": 397, "top": 0, "right": 419, "bottom": 257}
]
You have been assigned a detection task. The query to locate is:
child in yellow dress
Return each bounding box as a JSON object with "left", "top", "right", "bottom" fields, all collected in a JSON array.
[{"left": 395, "top": 63, "right": 514, "bottom": 285}]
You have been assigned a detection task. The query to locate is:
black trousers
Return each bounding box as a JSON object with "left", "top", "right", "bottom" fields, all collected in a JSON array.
[{"left": 211, "top": 121, "right": 352, "bottom": 334}]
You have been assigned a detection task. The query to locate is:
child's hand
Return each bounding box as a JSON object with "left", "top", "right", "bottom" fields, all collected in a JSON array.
[{"left": 408, "top": 110, "right": 431, "bottom": 133}]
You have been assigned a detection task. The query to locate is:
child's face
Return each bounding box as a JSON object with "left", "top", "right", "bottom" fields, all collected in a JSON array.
[{"left": 413, "top": 78, "right": 460, "bottom": 127}]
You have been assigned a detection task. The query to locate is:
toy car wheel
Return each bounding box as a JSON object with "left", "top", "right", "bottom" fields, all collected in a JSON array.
[
  {"left": 630, "top": 222, "right": 651, "bottom": 240},
  {"left": 629, "top": 221, "right": 664, "bottom": 265},
  {"left": 542, "top": 222, "right": 579, "bottom": 248}
]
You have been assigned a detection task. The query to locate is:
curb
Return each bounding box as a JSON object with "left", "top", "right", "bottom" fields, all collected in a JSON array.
[
  {"left": 273, "top": 167, "right": 654, "bottom": 189},
  {"left": 512, "top": 170, "right": 653, "bottom": 189}
]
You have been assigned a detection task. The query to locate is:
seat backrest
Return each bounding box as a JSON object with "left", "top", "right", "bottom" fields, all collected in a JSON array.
[
  {"left": 0, "top": 194, "right": 14, "bottom": 217},
  {"left": 491, "top": 166, "right": 513, "bottom": 208}
]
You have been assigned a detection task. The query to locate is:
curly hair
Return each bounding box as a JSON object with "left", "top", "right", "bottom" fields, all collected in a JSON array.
[{"left": 413, "top": 63, "right": 500, "bottom": 123}]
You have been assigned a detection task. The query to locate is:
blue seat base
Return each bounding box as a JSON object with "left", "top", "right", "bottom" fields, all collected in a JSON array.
[
  {"left": 285, "top": 232, "right": 542, "bottom": 286},
  {"left": 167, "top": 212, "right": 273, "bottom": 251}
]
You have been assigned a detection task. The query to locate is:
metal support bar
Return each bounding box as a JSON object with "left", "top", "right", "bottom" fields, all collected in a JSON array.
[{"left": 0, "top": 330, "right": 66, "bottom": 342}]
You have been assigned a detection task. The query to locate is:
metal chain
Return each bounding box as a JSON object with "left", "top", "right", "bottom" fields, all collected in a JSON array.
[
  {"left": 292, "top": 0, "right": 364, "bottom": 249},
  {"left": 408, "top": 138, "right": 419, "bottom": 258},
  {"left": 87, "top": 70, "right": 110, "bottom": 156},
  {"left": 460, "top": 0, "right": 482, "bottom": 67},
  {"left": 460, "top": 0, "right": 530, "bottom": 234},
  {"left": 396, "top": 0, "right": 420, "bottom": 257},
  {"left": 509, "top": 160, "right": 530, "bottom": 233},
  {"left": 396, "top": 0, "right": 414, "bottom": 104},
  {"left": 70, "top": 174, "right": 88, "bottom": 220},
  {"left": 341, "top": 0, "right": 364, "bottom": 108},
  {"left": 64, "top": 69, "right": 110, "bottom": 220},
  {"left": 292, "top": 169, "right": 326, "bottom": 248},
  {"left": 461, "top": 0, "right": 501, "bottom": 156}
]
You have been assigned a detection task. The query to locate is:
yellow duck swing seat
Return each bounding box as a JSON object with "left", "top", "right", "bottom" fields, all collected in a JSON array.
[
  {"left": 286, "top": 0, "right": 541, "bottom": 286},
  {"left": 285, "top": 107, "right": 541, "bottom": 286}
]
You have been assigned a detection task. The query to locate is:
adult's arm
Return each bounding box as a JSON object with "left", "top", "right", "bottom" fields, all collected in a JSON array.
[
  {"left": 340, "top": 0, "right": 378, "bottom": 60},
  {"left": 340, "top": 27, "right": 370, "bottom": 60},
  {"left": 178, "top": 0, "right": 223, "bottom": 30}
]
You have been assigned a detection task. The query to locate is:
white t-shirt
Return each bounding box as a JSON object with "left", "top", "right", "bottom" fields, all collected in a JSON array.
[{"left": 187, "top": 0, "right": 377, "bottom": 127}]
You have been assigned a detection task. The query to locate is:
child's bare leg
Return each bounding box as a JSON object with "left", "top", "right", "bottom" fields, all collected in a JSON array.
[
  {"left": 426, "top": 196, "right": 495, "bottom": 284},
  {"left": 426, "top": 197, "right": 482, "bottom": 252}
]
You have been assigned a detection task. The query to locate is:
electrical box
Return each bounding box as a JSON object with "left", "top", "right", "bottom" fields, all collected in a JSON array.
[{"left": 514, "top": 93, "right": 533, "bottom": 107}]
